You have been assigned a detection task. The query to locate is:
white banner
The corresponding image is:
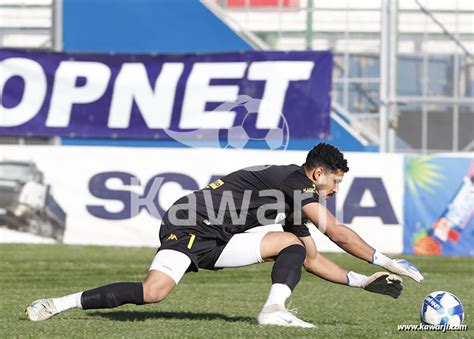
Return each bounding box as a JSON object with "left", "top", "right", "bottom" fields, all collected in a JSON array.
[{"left": 0, "top": 146, "right": 403, "bottom": 253}]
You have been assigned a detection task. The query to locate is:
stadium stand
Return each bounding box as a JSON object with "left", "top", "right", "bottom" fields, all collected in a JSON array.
[{"left": 0, "top": 0, "right": 472, "bottom": 152}]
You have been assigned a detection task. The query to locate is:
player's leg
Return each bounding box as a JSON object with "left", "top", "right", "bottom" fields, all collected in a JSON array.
[
  {"left": 26, "top": 249, "right": 190, "bottom": 321},
  {"left": 78, "top": 249, "right": 191, "bottom": 308},
  {"left": 258, "top": 232, "right": 314, "bottom": 328},
  {"left": 143, "top": 249, "right": 190, "bottom": 303},
  {"left": 214, "top": 231, "right": 313, "bottom": 327},
  {"left": 259, "top": 231, "right": 305, "bottom": 303}
]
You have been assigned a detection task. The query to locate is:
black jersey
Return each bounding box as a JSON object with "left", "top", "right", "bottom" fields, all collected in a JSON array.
[{"left": 162, "top": 164, "right": 319, "bottom": 241}]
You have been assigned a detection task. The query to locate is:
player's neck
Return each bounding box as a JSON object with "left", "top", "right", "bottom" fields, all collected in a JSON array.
[{"left": 302, "top": 165, "right": 314, "bottom": 182}]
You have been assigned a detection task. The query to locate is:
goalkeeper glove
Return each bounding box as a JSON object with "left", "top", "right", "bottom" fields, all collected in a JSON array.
[
  {"left": 372, "top": 251, "right": 424, "bottom": 282},
  {"left": 363, "top": 272, "right": 403, "bottom": 298},
  {"left": 347, "top": 271, "right": 403, "bottom": 298}
]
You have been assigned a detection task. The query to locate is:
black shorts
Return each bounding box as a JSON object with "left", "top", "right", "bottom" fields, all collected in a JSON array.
[{"left": 158, "top": 222, "right": 229, "bottom": 272}]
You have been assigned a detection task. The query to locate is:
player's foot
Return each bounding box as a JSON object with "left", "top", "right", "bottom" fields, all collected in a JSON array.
[
  {"left": 26, "top": 299, "right": 59, "bottom": 321},
  {"left": 257, "top": 305, "right": 315, "bottom": 328}
]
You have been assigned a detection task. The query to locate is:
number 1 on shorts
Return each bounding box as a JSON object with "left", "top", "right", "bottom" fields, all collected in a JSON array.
[{"left": 187, "top": 234, "right": 196, "bottom": 249}]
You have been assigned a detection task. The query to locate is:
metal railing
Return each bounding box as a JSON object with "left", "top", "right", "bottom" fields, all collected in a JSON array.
[
  {"left": 214, "top": 0, "right": 474, "bottom": 153},
  {"left": 0, "top": 0, "right": 59, "bottom": 50},
  {"left": 0, "top": 0, "right": 59, "bottom": 145}
]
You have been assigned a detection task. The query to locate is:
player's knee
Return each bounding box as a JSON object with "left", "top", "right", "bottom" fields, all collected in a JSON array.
[
  {"left": 261, "top": 232, "right": 305, "bottom": 260},
  {"left": 142, "top": 274, "right": 175, "bottom": 303},
  {"left": 277, "top": 233, "right": 304, "bottom": 255},
  {"left": 143, "top": 284, "right": 169, "bottom": 303}
]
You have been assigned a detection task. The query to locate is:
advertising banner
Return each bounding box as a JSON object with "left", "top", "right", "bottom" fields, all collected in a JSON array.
[
  {"left": 404, "top": 156, "right": 474, "bottom": 256},
  {"left": 0, "top": 146, "right": 403, "bottom": 253},
  {"left": 0, "top": 49, "right": 332, "bottom": 141}
]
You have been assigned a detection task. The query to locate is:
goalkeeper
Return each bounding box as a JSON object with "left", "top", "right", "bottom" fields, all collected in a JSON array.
[{"left": 26, "top": 143, "right": 423, "bottom": 328}]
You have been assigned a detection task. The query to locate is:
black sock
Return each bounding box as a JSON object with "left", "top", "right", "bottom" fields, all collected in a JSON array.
[
  {"left": 271, "top": 244, "right": 306, "bottom": 291},
  {"left": 81, "top": 282, "right": 144, "bottom": 310}
]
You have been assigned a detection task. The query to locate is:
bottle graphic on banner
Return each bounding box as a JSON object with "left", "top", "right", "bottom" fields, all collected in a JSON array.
[{"left": 414, "top": 162, "right": 474, "bottom": 255}]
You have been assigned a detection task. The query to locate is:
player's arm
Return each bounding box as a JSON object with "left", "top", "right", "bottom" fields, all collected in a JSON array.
[
  {"left": 299, "top": 235, "right": 403, "bottom": 298},
  {"left": 299, "top": 234, "right": 347, "bottom": 285},
  {"left": 302, "top": 202, "right": 374, "bottom": 261},
  {"left": 301, "top": 202, "right": 424, "bottom": 282}
]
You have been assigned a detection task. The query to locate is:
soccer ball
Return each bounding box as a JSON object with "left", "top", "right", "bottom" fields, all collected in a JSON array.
[{"left": 421, "top": 291, "right": 464, "bottom": 326}]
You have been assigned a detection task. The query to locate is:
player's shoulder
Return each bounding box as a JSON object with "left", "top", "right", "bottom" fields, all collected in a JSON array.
[
  {"left": 241, "top": 163, "right": 312, "bottom": 188},
  {"left": 229, "top": 164, "right": 297, "bottom": 177},
  {"left": 283, "top": 164, "right": 310, "bottom": 180},
  {"left": 224, "top": 164, "right": 302, "bottom": 188},
  {"left": 255, "top": 164, "right": 307, "bottom": 181},
  {"left": 261, "top": 164, "right": 302, "bottom": 176},
  {"left": 282, "top": 165, "right": 314, "bottom": 188}
]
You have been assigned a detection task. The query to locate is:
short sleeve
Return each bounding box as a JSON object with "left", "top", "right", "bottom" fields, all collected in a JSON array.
[
  {"left": 283, "top": 222, "right": 311, "bottom": 237},
  {"left": 280, "top": 169, "right": 318, "bottom": 238}
]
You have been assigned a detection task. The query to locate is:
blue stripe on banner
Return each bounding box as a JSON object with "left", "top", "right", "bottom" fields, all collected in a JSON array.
[{"left": 60, "top": 138, "right": 377, "bottom": 151}]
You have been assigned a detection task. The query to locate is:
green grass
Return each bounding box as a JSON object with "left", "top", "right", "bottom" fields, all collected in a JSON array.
[{"left": 0, "top": 244, "right": 472, "bottom": 338}]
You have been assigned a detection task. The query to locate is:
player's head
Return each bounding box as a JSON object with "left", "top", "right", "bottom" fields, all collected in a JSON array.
[{"left": 304, "top": 143, "right": 349, "bottom": 200}]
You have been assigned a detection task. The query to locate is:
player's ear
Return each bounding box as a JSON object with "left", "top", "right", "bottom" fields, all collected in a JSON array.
[
  {"left": 313, "top": 167, "right": 324, "bottom": 181},
  {"left": 315, "top": 166, "right": 324, "bottom": 177}
]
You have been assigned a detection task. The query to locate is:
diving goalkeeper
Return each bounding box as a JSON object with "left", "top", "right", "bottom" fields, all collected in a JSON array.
[{"left": 26, "top": 143, "right": 423, "bottom": 328}]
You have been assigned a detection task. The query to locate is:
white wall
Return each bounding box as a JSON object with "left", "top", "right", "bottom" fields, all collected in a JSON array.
[{"left": 0, "top": 146, "right": 404, "bottom": 253}]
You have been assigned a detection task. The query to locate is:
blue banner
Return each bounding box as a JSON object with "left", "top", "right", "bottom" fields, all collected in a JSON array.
[
  {"left": 0, "top": 49, "right": 332, "bottom": 143},
  {"left": 404, "top": 156, "right": 474, "bottom": 256}
]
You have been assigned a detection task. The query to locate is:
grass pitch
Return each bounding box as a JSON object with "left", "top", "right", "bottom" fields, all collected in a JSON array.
[{"left": 0, "top": 244, "right": 472, "bottom": 338}]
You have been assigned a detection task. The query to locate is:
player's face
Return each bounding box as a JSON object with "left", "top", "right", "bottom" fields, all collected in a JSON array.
[{"left": 313, "top": 168, "right": 345, "bottom": 201}]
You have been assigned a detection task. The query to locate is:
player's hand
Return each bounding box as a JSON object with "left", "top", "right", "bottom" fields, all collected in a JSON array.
[
  {"left": 383, "top": 259, "right": 424, "bottom": 282},
  {"left": 363, "top": 272, "right": 403, "bottom": 298}
]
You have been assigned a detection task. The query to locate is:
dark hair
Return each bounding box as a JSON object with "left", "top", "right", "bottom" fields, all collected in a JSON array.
[{"left": 304, "top": 143, "right": 349, "bottom": 173}]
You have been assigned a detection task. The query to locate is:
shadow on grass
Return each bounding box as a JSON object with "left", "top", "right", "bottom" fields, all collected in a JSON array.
[
  {"left": 315, "top": 319, "right": 360, "bottom": 326},
  {"left": 87, "top": 310, "right": 255, "bottom": 323}
]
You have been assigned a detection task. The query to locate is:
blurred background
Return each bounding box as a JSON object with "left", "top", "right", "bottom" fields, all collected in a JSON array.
[
  {"left": 0, "top": 0, "right": 473, "bottom": 153},
  {"left": 0, "top": 3, "right": 472, "bottom": 335},
  {"left": 0, "top": 0, "right": 472, "bottom": 257}
]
